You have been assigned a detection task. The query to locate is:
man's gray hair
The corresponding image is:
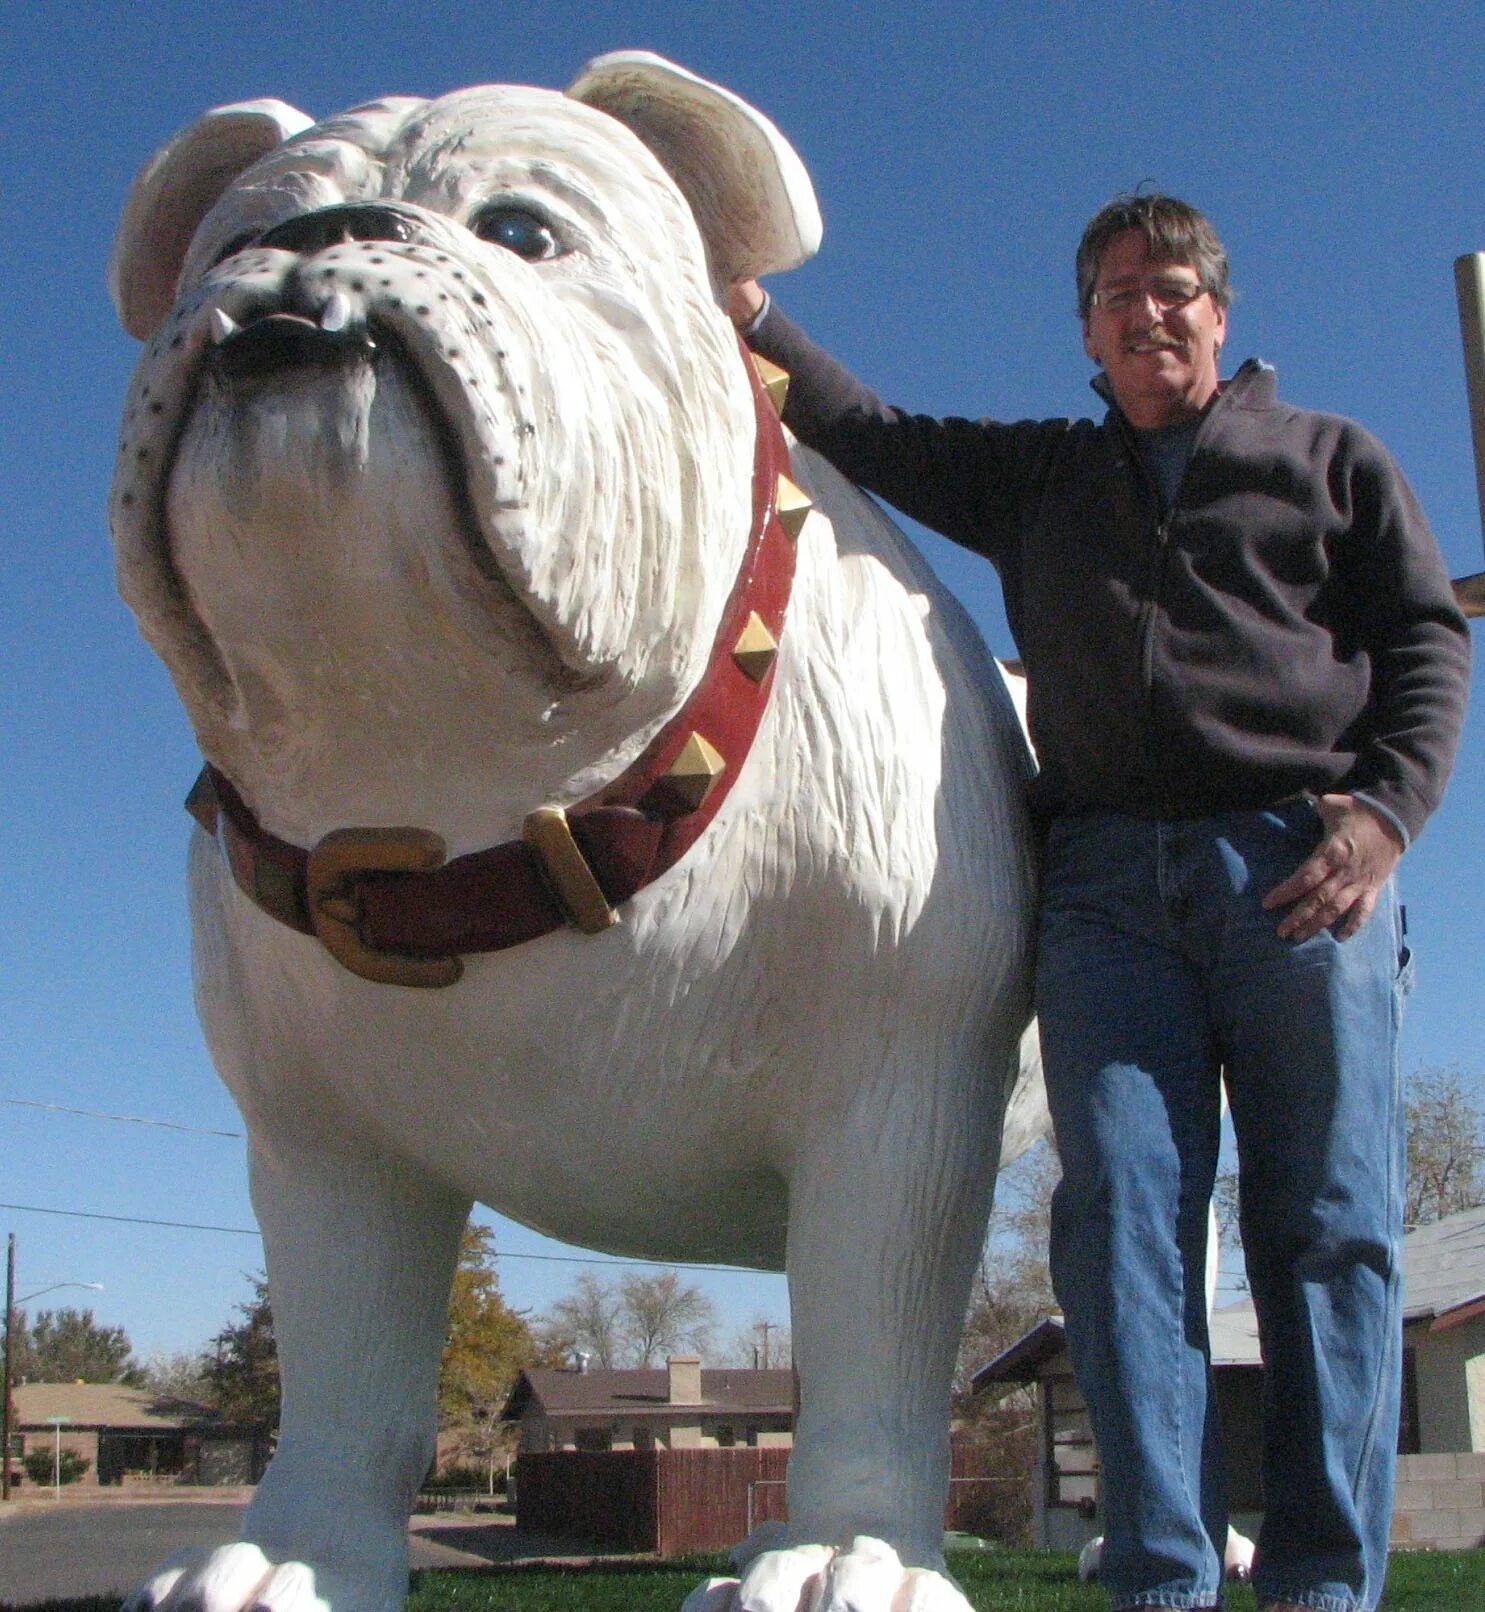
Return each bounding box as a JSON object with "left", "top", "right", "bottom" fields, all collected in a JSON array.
[{"left": 1076, "top": 194, "right": 1231, "bottom": 320}]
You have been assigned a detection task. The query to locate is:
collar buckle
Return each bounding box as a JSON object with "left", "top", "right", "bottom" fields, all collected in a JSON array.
[{"left": 306, "top": 826, "right": 465, "bottom": 988}]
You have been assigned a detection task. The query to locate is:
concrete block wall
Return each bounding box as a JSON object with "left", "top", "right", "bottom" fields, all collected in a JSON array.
[{"left": 1391, "top": 1452, "right": 1485, "bottom": 1549}]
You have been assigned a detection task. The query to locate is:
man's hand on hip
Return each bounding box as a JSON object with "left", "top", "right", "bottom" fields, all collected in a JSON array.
[{"left": 1262, "top": 794, "right": 1404, "bottom": 942}]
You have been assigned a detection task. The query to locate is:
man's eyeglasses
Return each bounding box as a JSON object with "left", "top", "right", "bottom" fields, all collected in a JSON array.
[{"left": 1090, "top": 275, "right": 1206, "bottom": 315}]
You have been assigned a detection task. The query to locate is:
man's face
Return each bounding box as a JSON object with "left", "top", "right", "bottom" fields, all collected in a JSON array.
[{"left": 1082, "top": 229, "right": 1227, "bottom": 428}]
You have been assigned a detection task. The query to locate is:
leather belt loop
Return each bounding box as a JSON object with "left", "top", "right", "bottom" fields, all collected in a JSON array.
[{"left": 522, "top": 807, "right": 618, "bottom": 935}]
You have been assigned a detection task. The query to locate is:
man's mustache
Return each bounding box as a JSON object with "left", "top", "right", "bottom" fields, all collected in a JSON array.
[{"left": 1128, "top": 330, "right": 1185, "bottom": 351}]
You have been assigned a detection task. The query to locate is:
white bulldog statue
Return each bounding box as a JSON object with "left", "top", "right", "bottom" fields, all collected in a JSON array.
[{"left": 108, "top": 53, "right": 1041, "bottom": 1612}]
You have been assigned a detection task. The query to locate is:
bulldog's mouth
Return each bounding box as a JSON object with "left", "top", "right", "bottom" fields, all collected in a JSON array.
[{"left": 209, "top": 297, "right": 376, "bottom": 381}]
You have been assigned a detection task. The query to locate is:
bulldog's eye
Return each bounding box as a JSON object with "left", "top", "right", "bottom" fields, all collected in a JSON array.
[{"left": 471, "top": 205, "right": 560, "bottom": 261}]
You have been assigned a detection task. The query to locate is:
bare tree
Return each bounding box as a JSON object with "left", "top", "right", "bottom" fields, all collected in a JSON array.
[
  {"left": 955, "top": 1138, "right": 1059, "bottom": 1402},
  {"left": 140, "top": 1351, "right": 213, "bottom": 1402},
  {"left": 1405, "top": 1064, "right": 1485, "bottom": 1228},
  {"left": 1216, "top": 1064, "right": 1484, "bottom": 1274},
  {"left": 619, "top": 1270, "right": 717, "bottom": 1365},
  {"left": 953, "top": 1137, "right": 1061, "bottom": 1546},
  {"left": 537, "top": 1271, "right": 625, "bottom": 1367},
  {"left": 537, "top": 1268, "right": 717, "bottom": 1367},
  {"left": 1213, "top": 1165, "right": 1244, "bottom": 1292}
]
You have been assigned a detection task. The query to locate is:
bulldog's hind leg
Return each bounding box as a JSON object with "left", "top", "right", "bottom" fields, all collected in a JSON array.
[
  {"left": 688, "top": 1056, "right": 1005, "bottom": 1612},
  {"left": 128, "top": 1137, "right": 470, "bottom": 1612}
]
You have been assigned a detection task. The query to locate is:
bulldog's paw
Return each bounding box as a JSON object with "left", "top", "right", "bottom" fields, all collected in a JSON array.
[
  {"left": 122, "top": 1544, "right": 329, "bottom": 1612},
  {"left": 681, "top": 1536, "right": 973, "bottom": 1612}
]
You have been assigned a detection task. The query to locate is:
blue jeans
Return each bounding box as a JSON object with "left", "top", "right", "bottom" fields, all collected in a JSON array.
[{"left": 1036, "top": 805, "right": 1410, "bottom": 1612}]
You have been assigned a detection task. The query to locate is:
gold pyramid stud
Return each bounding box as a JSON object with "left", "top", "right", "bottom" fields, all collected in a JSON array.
[
  {"left": 732, "top": 611, "right": 780, "bottom": 683},
  {"left": 647, "top": 731, "right": 727, "bottom": 817},
  {"left": 776, "top": 474, "right": 812, "bottom": 543},
  {"left": 184, "top": 769, "right": 218, "bottom": 832},
  {"left": 751, "top": 353, "right": 790, "bottom": 416}
]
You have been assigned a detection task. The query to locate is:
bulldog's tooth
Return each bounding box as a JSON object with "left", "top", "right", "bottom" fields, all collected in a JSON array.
[
  {"left": 209, "top": 307, "right": 239, "bottom": 345},
  {"left": 320, "top": 292, "right": 351, "bottom": 333}
]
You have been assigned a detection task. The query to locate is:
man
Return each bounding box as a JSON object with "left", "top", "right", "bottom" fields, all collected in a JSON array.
[{"left": 728, "top": 195, "right": 1470, "bottom": 1612}]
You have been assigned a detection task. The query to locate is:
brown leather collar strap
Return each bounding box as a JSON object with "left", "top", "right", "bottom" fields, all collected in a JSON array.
[{"left": 185, "top": 341, "right": 807, "bottom": 987}]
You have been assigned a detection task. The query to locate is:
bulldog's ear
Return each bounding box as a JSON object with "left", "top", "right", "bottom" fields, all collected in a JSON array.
[
  {"left": 567, "top": 51, "right": 821, "bottom": 285},
  {"left": 108, "top": 100, "right": 315, "bottom": 340}
]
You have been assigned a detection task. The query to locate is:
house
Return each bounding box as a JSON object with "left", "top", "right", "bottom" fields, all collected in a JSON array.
[
  {"left": 503, "top": 1355, "right": 794, "bottom": 1453},
  {"left": 972, "top": 1304, "right": 1265, "bottom": 1553},
  {"left": 504, "top": 1356, "right": 1001, "bottom": 1554},
  {"left": 1396, "top": 1204, "right": 1485, "bottom": 1455},
  {"left": 503, "top": 1356, "right": 793, "bottom": 1555},
  {"left": 8, "top": 1382, "right": 269, "bottom": 1489},
  {"left": 974, "top": 1202, "right": 1485, "bottom": 1553}
]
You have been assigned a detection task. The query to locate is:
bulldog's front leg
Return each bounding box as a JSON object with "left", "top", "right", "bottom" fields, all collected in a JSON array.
[
  {"left": 127, "top": 1136, "right": 470, "bottom": 1612},
  {"left": 687, "top": 1061, "right": 1003, "bottom": 1612}
]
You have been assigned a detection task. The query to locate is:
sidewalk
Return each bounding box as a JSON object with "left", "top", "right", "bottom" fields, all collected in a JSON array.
[
  {"left": 410, "top": 1508, "right": 648, "bottom": 1568},
  {"left": 1, "top": 1483, "right": 255, "bottom": 1513}
]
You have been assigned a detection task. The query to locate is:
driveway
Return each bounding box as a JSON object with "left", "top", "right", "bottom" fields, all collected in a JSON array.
[{"left": 0, "top": 1499, "right": 625, "bottom": 1604}]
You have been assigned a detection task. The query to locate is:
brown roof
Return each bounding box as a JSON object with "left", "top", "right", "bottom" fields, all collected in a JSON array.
[
  {"left": 971, "top": 1202, "right": 1485, "bottom": 1395},
  {"left": 969, "top": 1317, "right": 1068, "bottom": 1390},
  {"left": 13, "top": 1383, "right": 229, "bottom": 1432},
  {"left": 504, "top": 1367, "right": 793, "bottom": 1421},
  {"left": 972, "top": 1302, "right": 1264, "bottom": 1394}
]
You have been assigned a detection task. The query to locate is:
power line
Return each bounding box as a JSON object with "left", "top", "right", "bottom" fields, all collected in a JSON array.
[
  {"left": 0, "top": 1202, "right": 256, "bottom": 1236},
  {"left": 0, "top": 1202, "right": 768, "bottom": 1276},
  {"left": 3, "top": 1098, "right": 243, "bottom": 1139},
  {"left": 2, "top": 1101, "right": 778, "bottom": 1276}
]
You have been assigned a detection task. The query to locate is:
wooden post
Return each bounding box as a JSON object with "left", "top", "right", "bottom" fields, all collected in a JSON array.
[
  {"left": 2, "top": 1234, "right": 14, "bottom": 1502},
  {"left": 1453, "top": 252, "right": 1485, "bottom": 617}
]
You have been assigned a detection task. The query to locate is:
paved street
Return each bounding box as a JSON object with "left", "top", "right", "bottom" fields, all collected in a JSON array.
[
  {"left": 0, "top": 1499, "right": 618, "bottom": 1605},
  {"left": 1, "top": 1499, "right": 247, "bottom": 1604}
]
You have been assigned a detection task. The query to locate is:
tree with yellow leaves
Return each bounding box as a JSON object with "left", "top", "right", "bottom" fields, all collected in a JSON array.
[{"left": 437, "top": 1222, "right": 549, "bottom": 1487}]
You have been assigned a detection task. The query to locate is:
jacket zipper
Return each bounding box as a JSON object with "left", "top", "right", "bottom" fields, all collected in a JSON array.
[{"left": 1120, "top": 402, "right": 1219, "bottom": 817}]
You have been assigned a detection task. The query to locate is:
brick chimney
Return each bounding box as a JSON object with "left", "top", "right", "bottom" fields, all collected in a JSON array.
[{"left": 667, "top": 1354, "right": 703, "bottom": 1405}]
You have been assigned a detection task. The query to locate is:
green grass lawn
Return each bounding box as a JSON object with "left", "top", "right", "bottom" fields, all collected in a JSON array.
[
  {"left": 14, "top": 1548, "right": 1484, "bottom": 1612},
  {"left": 399, "top": 1549, "right": 1485, "bottom": 1612}
]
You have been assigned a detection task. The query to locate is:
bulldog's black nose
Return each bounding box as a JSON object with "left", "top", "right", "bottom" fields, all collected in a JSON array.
[{"left": 259, "top": 204, "right": 417, "bottom": 255}]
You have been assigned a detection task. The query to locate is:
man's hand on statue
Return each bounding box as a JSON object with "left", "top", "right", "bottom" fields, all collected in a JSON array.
[
  {"left": 726, "top": 276, "right": 765, "bottom": 329},
  {"left": 1261, "top": 793, "right": 1404, "bottom": 942}
]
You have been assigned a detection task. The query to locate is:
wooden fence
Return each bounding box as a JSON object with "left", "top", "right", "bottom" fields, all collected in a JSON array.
[{"left": 516, "top": 1440, "right": 1010, "bottom": 1557}]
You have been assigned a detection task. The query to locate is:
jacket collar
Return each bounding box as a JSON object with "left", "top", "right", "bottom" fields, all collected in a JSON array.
[{"left": 1090, "top": 356, "right": 1277, "bottom": 422}]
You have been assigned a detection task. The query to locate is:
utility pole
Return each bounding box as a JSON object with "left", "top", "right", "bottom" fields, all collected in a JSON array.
[
  {"left": 1454, "top": 252, "right": 1485, "bottom": 618},
  {"left": 3, "top": 1233, "right": 15, "bottom": 1502},
  {"left": 0, "top": 1243, "right": 101, "bottom": 1501}
]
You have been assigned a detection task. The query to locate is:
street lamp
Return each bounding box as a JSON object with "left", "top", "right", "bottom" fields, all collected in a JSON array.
[{"left": 2, "top": 1234, "right": 103, "bottom": 1502}]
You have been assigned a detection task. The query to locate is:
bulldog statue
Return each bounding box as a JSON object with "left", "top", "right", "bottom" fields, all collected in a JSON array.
[{"left": 108, "top": 52, "right": 1041, "bottom": 1612}]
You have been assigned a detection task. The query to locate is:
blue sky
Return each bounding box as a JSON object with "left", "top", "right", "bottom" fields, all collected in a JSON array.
[{"left": 4, "top": 0, "right": 1483, "bottom": 1364}]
